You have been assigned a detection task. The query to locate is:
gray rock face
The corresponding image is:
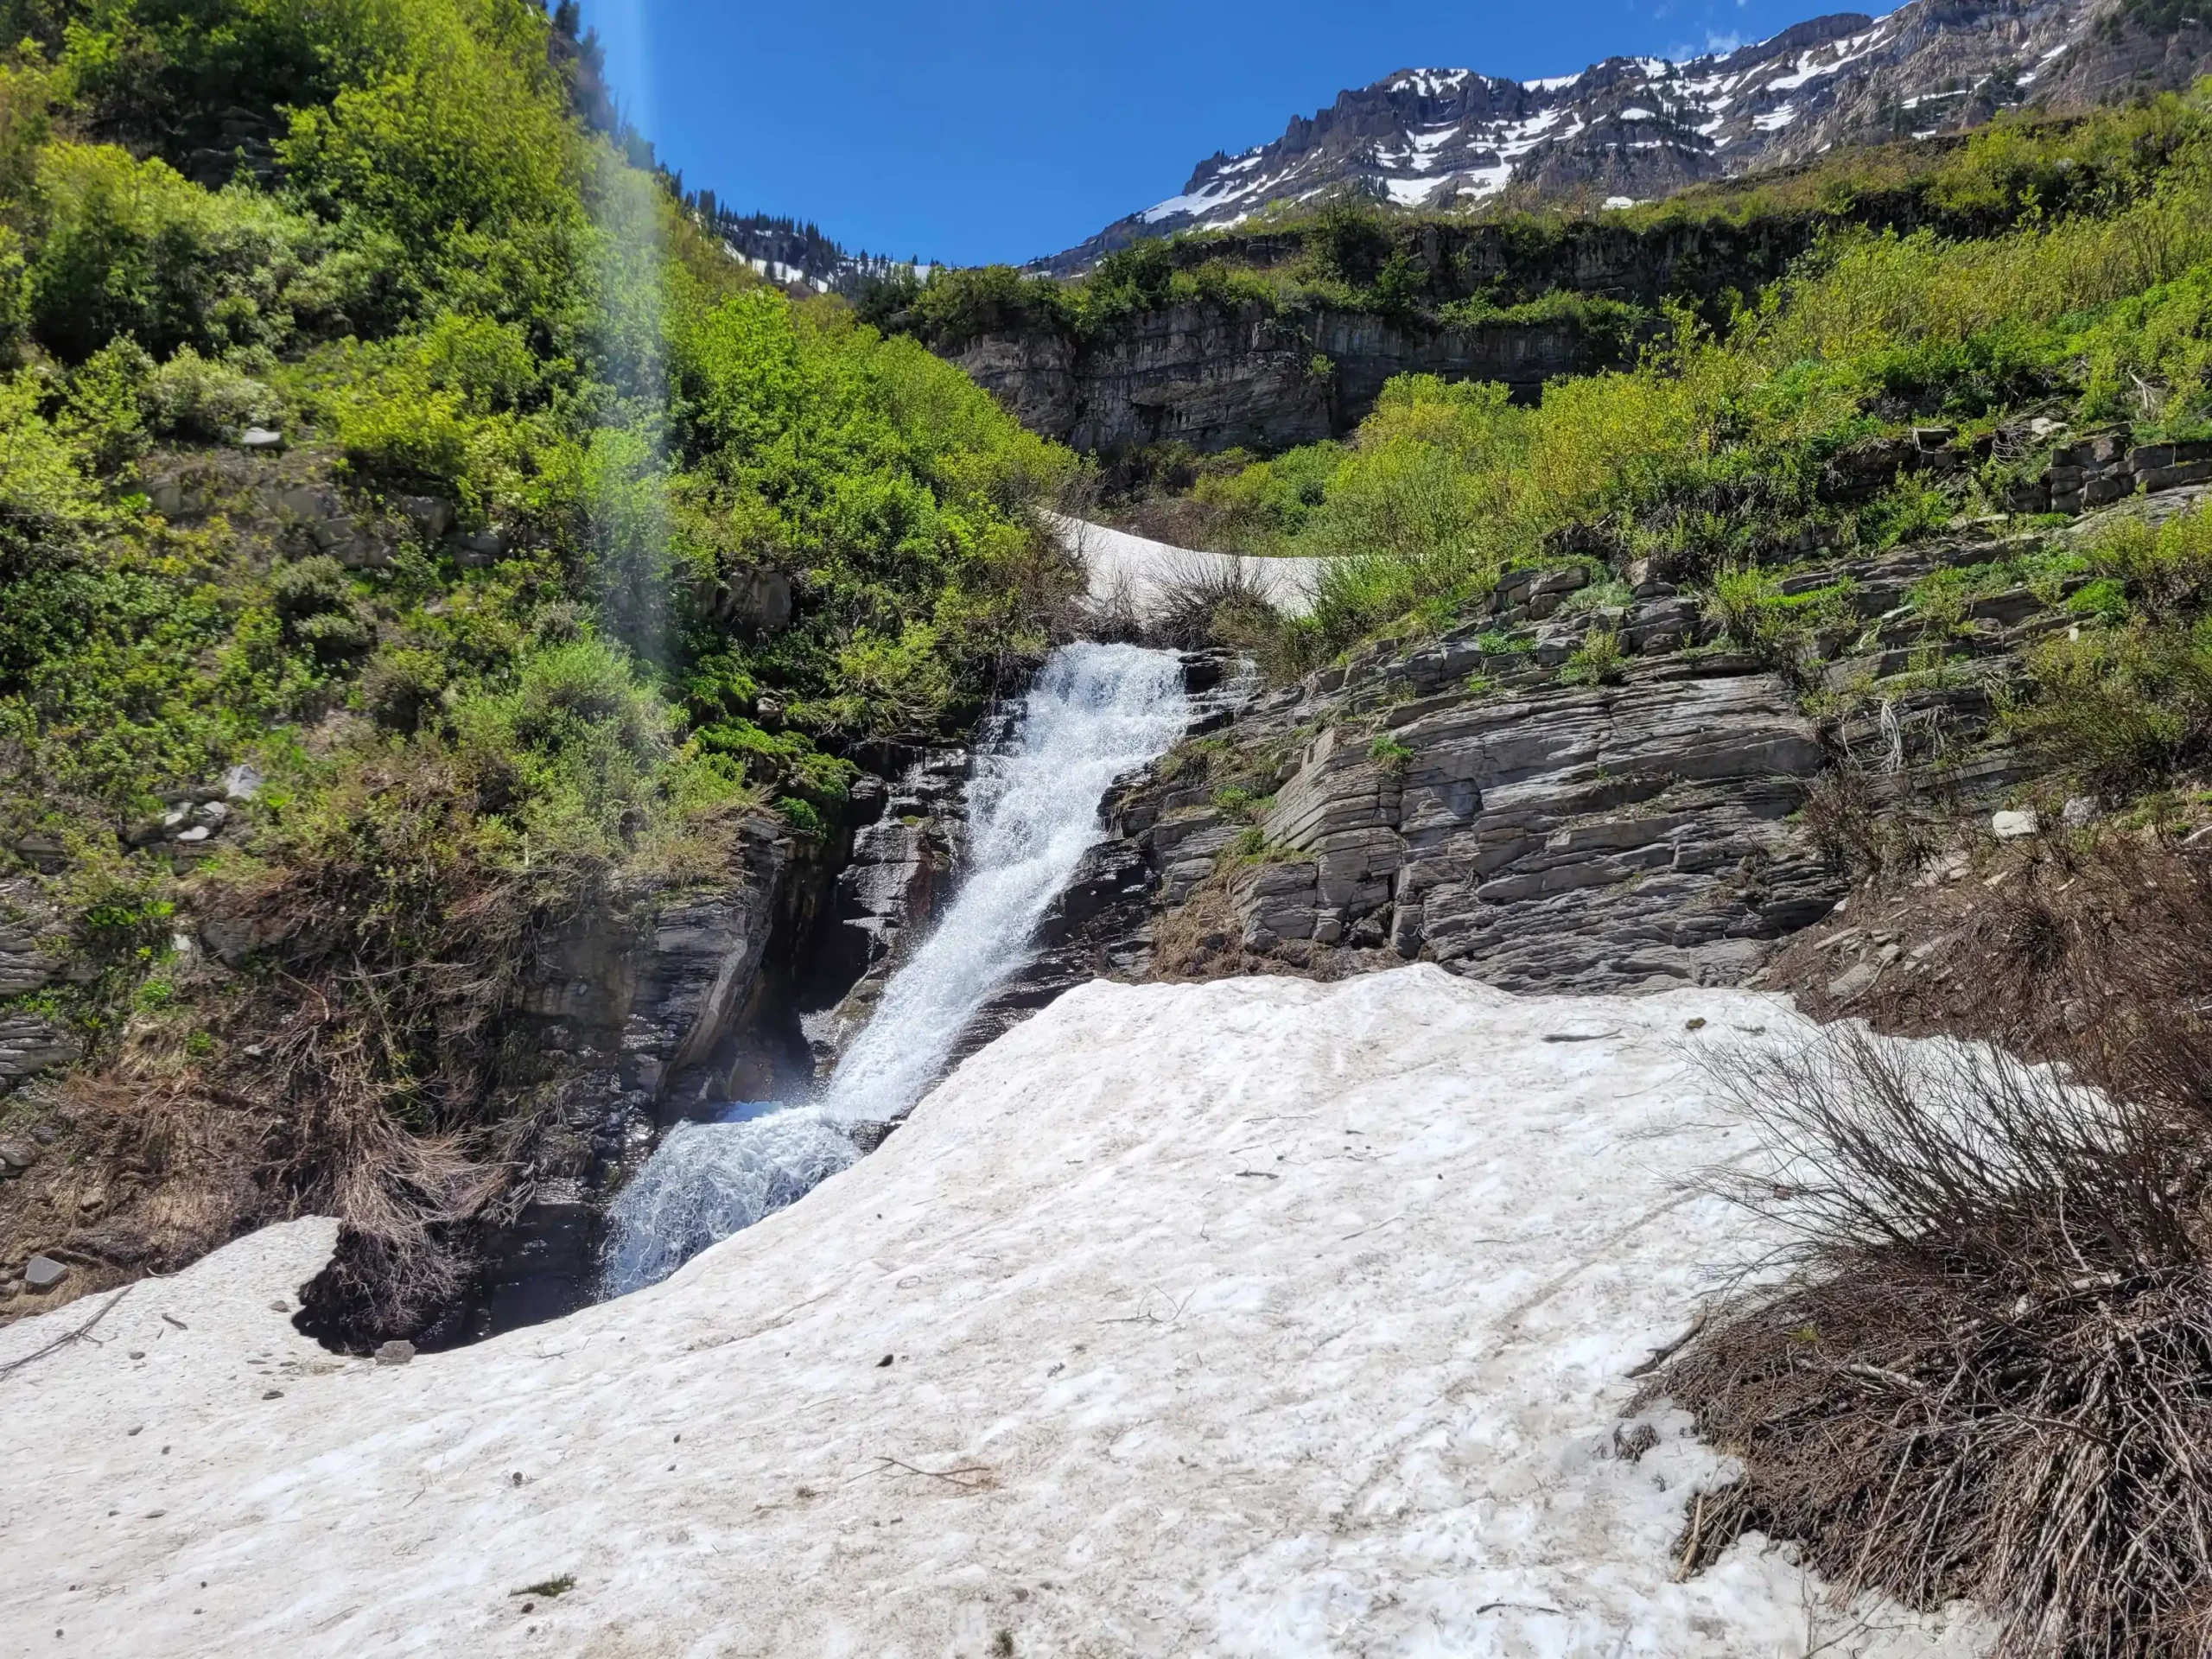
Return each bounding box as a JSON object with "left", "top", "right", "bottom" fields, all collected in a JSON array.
[
  {"left": 1365, "top": 671, "right": 1835, "bottom": 988},
  {"left": 803, "top": 749, "right": 969, "bottom": 1069},
  {"left": 0, "top": 1014, "right": 78, "bottom": 1095},
  {"left": 526, "top": 817, "right": 797, "bottom": 1114},
  {"left": 952, "top": 301, "right": 1599, "bottom": 456},
  {"left": 0, "top": 882, "right": 59, "bottom": 997}
]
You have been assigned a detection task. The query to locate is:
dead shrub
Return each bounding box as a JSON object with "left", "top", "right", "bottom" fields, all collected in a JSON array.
[
  {"left": 1800, "top": 763, "right": 1941, "bottom": 886},
  {"left": 1072, "top": 567, "right": 1146, "bottom": 645},
  {"left": 208, "top": 755, "right": 600, "bottom": 1344},
  {"left": 1149, "top": 552, "right": 1285, "bottom": 652},
  {"left": 1653, "top": 1021, "right": 2212, "bottom": 1656},
  {"left": 1844, "top": 835, "right": 2212, "bottom": 1109}
]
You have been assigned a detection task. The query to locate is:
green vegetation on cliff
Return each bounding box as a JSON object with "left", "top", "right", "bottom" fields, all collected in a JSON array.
[
  {"left": 1124, "top": 86, "right": 2212, "bottom": 670},
  {"left": 0, "top": 0, "right": 1075, "bottom": 1334}
]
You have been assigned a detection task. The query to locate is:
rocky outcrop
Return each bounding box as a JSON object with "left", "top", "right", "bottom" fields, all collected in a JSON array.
[
  {"left": 0, "top": 883, "right": 70, "bottom": 1097},
  {"left": 0, "top": 1014, "right": 78, "bottom": 1095},
  {"left": 952, "top": 301, "right": 1600, "bottom": 455},
  {"left": 986, "top": 499, "right": 2178, "bottom": 1014},
  {"left": 0, "top": 882, "right": 59, "bottom": 999},
  {"left": 801, "top": 753, "right": 969, "bottom": 1068},
  {"left": 1070, "top": 650, "right": 1841, "bottom": 998},
  {"left": 1243, "top": 670, "right": 1836, "bottom": 988}
]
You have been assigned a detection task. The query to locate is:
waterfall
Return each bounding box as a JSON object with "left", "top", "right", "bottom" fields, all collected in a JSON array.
[
  {"left": 816, "top": 643, "right": 1190, "bottom": 1125},
  {"left": 601, "top": 642, "right": 1190, "bottom": 1294}
]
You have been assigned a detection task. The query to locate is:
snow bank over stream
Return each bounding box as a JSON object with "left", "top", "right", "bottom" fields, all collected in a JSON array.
[{"left": 0, "top": 968, "right": 1989, "bottom": 1656}]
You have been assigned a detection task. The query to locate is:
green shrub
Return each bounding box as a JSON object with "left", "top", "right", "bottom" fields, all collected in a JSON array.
[
  {"left": 1368, "top": 733, "right": 1414, "bottom": 776},
  {"left": 272, "top": 556, "right": 374, "bottom": 663},
  {"left": 2088, "top": 499, "right": 2212, "bottom": 617},
  {"left": 1561, "top": 626, "right": 1627, "bottom": 685},
  {"left": 27, "top": 143, "right": 327, "bottom": 359},
  {"left": 142, "top": 346, "right": 281, "bottom": 440},
  {"left": 2009, "top": 617, "right": 2212, "bottom": 790}
]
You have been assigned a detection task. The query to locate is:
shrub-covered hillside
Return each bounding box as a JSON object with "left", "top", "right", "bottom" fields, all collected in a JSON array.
[
  {"left": 0, "top": 0, "right": 1076, "bottom": 1334},
  {"left": 1098, "top": 87, "right": 2212, "bottom": 675}
]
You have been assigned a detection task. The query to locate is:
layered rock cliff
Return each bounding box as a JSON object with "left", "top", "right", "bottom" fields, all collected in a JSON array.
[
  {"left": 970, "top": 471, "right": 2212, "bottom": 1038},
  {"left": 949, "top": 300, "right": 1605, "bottom": 455}
]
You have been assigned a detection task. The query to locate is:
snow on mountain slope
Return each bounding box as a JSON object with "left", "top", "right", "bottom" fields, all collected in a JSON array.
[
  {"left": 1054, "top": 513, "right": 1325, "bottom": 620},
  {"left": 0, "top": 969, "right": 1993, "bottom": 1657},
  {"left": 1043, "top": 0, "right": 2207, "bottom": 271}
]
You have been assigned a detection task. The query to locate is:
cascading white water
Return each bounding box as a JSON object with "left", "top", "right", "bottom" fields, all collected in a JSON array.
[
  {"left": 815, "top": 643, "right": 1190, "bottom": 1125},
  {"left": 600, "top": 642, "right": 1189, "bottom": 1294}
]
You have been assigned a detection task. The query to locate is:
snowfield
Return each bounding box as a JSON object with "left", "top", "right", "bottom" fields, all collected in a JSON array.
[
  {"left": 1053, "top": 513, "right": 1325, "bottom": 621},
  {"left": 0, "top": 968, "right": 1992, "bottom": 1657}
]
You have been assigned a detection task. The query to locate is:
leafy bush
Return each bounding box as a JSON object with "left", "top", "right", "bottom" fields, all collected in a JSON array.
[
  {"left": 2009, "top": 617, "right": 2212, "bottom": 791},
  {"left": 27, "top": 143, "right": 330, "bottom": 359},
  {"left": 2087, "top": 498, "right": 2212, "bottom": 616},
  {"left": 142, "top": 346, "right": 281, "bottom": 440}
]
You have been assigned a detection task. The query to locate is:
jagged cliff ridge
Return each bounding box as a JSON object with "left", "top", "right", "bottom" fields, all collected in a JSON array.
[{"left": 1042, "top": 0, "right": 2212, "bottom": 271}]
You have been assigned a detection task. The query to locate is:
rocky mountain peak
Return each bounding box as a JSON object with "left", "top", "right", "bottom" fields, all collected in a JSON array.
[{"left": 1037, "top": 0, "right": 2211, "bottom": 272}]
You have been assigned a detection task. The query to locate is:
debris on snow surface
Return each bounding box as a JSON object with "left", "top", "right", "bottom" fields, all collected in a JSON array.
[{"left": 0, "top": 968, "right": 1993, "bottom": 1656}]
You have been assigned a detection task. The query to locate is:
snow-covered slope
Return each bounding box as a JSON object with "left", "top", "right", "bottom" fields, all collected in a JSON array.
[
  {"left": 1043, "top": 0, "right": 2206, "bottom": 271},
  {"left": 1055, "top": 512, "right": 1325, "bottom": 620},
  {"left": 0, "top": 969, "right": 1990, "bottom": 1656}
]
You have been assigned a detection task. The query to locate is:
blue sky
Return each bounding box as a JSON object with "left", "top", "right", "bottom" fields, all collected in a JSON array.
[{"left": 588, "top": 0, "right": 1872, "bottom": 266}]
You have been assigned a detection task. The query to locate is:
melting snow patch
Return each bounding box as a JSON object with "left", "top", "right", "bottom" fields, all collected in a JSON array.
[{"left": 0, "top": 969, "right": 1995, "bottom": 1656}]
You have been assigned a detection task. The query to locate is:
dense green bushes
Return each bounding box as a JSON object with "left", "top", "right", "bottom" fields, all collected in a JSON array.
[
  {"left": 1128, "top": 84, "right": 2212, "bottom": 671},
  {"left": 0, "top": 0, "right": 1077, "bottom": 853}
]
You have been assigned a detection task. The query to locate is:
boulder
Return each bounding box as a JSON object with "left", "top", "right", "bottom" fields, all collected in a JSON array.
[
  {"left": 1827, "top": 960, "right": 1880, "bottom": 1001},
  {"left": 394, "top": 494, "right": 454, "bottom": 540},
  {"left": 23, "top": 1255, "right": 67, "bottom": 1292},
  {"left": 1991, "top": 809, "right": 2040, "bottom": 840}
]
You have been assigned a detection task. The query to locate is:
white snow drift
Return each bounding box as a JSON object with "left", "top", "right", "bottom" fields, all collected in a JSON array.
[
  {"left": 1054, "top": 513, "right": 1325, "bottom": 622},
  {"left": 0, "top": 968, "right": 1992, "bottom": 1657}
]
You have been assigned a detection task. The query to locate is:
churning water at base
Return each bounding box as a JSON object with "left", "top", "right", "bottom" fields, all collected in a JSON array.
[
  {"left": 600, "top": 1107, "right": 858, "bottom": 1294},
  {"left": 600, "top": 643, "right": 1189, "bottom": 1295}
]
